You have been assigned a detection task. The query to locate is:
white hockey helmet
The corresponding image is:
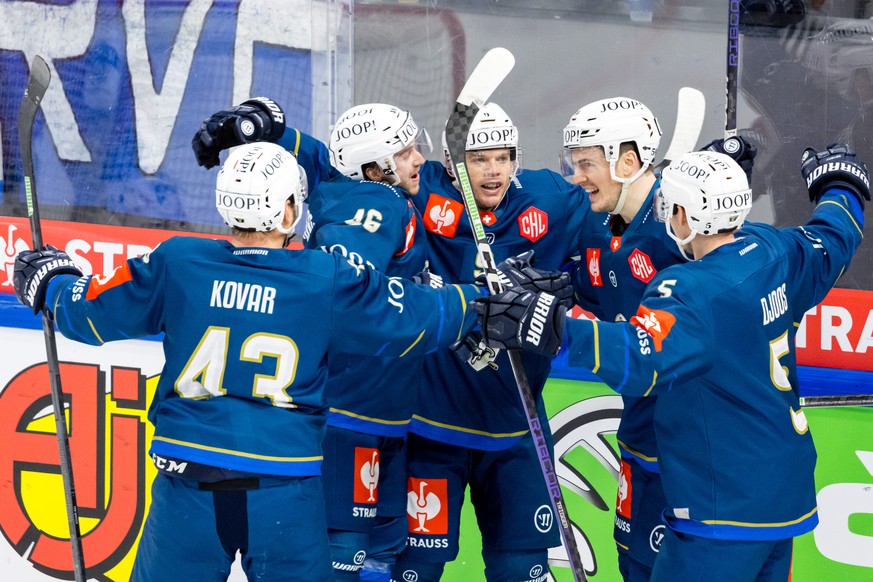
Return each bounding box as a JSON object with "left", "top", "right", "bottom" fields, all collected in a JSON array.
[
  {"left": 215, "top": 142, "right": 307, "bottom": 234},
  {"left": 561, "top": 97, "right": 662, "bottom": 184},
  {"left": 329, "top": 103, "right": 430, "bottom": 184},
  {"left": 804, "top": 18, "right": 873, "bottom": 104},
  {"left": 442, "top": 102, "right": 521, "bottom": 177},
  {"left": 657, "top": 151, "right": 752, "bottom": 258}
]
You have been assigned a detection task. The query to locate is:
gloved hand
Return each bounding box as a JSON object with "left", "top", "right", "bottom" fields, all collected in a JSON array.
[
  {"left": 801, "top": 143, "right": 870, "bottom": 208},
  {"left": 471, "top": 288, "right": 566, "bottom": 356},
  {"left": 14, "top": 245, "right": 83, "bottom": 314},
  {"left": 481, "top": 251, "right": 574, "bottom": 308},
  {"left": 411, "top": 269, "right": 444, "bottom": 289},
  {"left": 451, "top": 330, "right": 499, "bottom": 371},
  {"left": 701, "top": 136, "right": 757, "bottom": 184},
  {"left": 192, "top": 97, "right": 286, "bottom": 169}
]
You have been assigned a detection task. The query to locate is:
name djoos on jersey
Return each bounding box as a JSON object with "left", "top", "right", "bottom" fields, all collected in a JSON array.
[{"left": 761, "top": 283, "right": 789, "bottom": 325}]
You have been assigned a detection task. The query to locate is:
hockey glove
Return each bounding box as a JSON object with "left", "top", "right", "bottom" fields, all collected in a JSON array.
[
  {"left": 701, "top": 136, "right": 757, "bottom": 184},
  {"left": 451, "top": 330, "right": 499, "bottom": 371},
  {"left": 801, "top": 143, "right": 870, "bottom": 208},
  {"left": 192, "top": 97, "right": 286, "bottom": 169},
  {"left": 14, "top": 246, "right": 82, "bottom": 314},
  {"left": 411, "top": 269, "right": 444, "bottom": 289},
  {"left": 471, "top": 288, "right": 566, "bottom": 356},
  {"left": 483, "top": 251, "right": 574, "bottom": 308}
]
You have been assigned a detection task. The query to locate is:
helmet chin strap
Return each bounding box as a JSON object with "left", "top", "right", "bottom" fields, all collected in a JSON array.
[{"left": 609, "top": 161, "right": 648, "bottom": 217}]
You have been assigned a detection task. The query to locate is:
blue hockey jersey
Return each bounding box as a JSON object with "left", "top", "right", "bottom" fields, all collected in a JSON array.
[
  {"left": 281, "top": 129, "right": 430, "bottom": 436},
  {"left": 565, "top": 189, "right": 864, "bottom": 540},
  {"left": 410, "top": 161, "right": 590, "bottom": 450},
  {"left": 45, "top": 237, "right": 482, "bottom": 477},
  {"left": 567, "top": 180, "right": 686, "bottom": 471}
]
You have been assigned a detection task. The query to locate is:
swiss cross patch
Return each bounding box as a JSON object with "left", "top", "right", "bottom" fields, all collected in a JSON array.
[
  {"left": 610, "top": 236, "right": 622, "bottom": 252},
  {"left": 481, "top": 211, "right": 497, "bottom": 226},
  {"left": 395, "top": 202, "right": 417, "bottom": 257},
  {"left": 406, "top": 477, "right": 448, "bottom": 534},
  {"left": 632, "top": 306, "right": 676, "bottom": 352},
  {"left": 518, "top": 206, "right": 548, "bottom": 242},
  {"left": 353, "top": 447, "right": 380, "bottom": 504},
  {"left": 616, "top": 460, "right": 633, "bottom": 519},
  {"left": 586, "top": 248, "right": 603, "bottom": 287},
  {"left": 628, "top": 248, "right": 657, "bottom": 284},
  {"left": 423, "top": 194, "right": 463, "bottom": 238}
]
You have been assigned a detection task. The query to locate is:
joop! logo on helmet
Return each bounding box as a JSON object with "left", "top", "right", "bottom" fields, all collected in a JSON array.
[
  {"left": 598, "top": 98, "right": 645, "bottom": 113},
  {"left": 467, "top": 127, "right": 517, "bottom": 149},
  {"left": 216, "top": 192, "right": 260, "bottom": 212},
  {"left": 332, "top": 119, "right": 378, "bottom": 141},
  {"left": 713, "top": 190, "right": 752, "bottom": 212}
]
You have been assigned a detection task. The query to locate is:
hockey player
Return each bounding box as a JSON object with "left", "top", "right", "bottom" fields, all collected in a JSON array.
[
  {"left": 558, "top": 96, "right": 755, "bottom": 581},
  {"left": 393, "top": 103, "right": 589, "bottom": 582},
  {"left": 476, "top": 144, "right": 868, "bottom": 581},
  {"left": 194, "top": 100, "right": 432, "bottom": 581},
  {"left": 13, "top": 142, "right": 492, "bottom": 582}
]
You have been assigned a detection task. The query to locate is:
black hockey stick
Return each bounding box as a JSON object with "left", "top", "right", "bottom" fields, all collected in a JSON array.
[
  {"left": 726, "top": 0, "right": 741, "bottom": 139},
  {"left": 18, "top": 55, "right": 87, "bottom": 582},
  {"left": 444, "top": 48, "right": 588, "bottom": 582},
  {"left": 799, "top": 394, "right": 873, "bottom": 408}
]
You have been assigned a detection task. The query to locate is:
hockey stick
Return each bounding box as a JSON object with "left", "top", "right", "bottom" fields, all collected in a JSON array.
[
  {"left": 657, "top": 87, "right": 706, "bottom": 169},
  {"left": 799, "top": 394, "right": 873, "bottom": 408},
  {"left": 18, "top": 55, "right": 87, "bottom": 582},
  {"left": 726, "top": 0, "right": 741, "bottom": 139},
  {"left": 445, "top": 47, "right": 588, "bottom": 582}
]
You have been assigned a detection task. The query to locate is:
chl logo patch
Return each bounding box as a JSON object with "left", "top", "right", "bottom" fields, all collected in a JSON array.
[
  {"left": 406, "top": 477, "right": 448, "bottom": 534},
  {"left": 423, "top": 194, "right": 463, "bottom": 238},
  {"left": 628, "top": 248, "right": 657, "bottom": 284},
  {"left": 586, "top": 248, "right": 602, "bottom": 287},
  {"left": 353, "top": 447, "right": 380, "bottom": 504},
  {"left": 518, "top": 206, "right": 548, "bottom": 243}
]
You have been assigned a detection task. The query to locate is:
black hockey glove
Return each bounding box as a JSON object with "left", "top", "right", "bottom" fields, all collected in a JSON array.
[
  {"left": 192, "top": 97, "right": 286, "bottom": 169},
  {"left": 14, "top": 246, "right": 83, "bottom": 314},
  {"left": 481, "top": 251, "right": 574, "bottom": 308},
  {"left": 411, "top": 269, "right": 444, "bottom": 289},
  {"left": 701, "top": 136, "right": 757, "bottom": 184},
  {"left": 451, "top": 330, "right": 499, "bottom": 371},
  {"left": 801, "top": 143, "right": 870, "bottom": 208},
  {"left": 471, "top": 288, "right": 566, "bottom": 357}
]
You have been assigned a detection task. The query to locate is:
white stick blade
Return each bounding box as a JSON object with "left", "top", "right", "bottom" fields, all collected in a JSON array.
[
  {"left": 457, "top": 47, "right": 515, "bottom": 107},
  {"left": 663, "top": 87, "right": 706, "bottom": 163}
]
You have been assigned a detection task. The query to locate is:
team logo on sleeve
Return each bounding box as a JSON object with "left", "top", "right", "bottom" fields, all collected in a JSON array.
[
  {"left": 628, "top": 249, "right": 657, "bottom": 284},
  {"left": 86, "top": 262, "right": 134, "bottom": 299},
  {"left": 353, "top": 447, "right": 380, "bottom": 504},
  {"left": 423, "top": 194, "right": 463, "bottom": 238},
  {"left": 632, "top": 306, "right": 676, "bottom": 352},
  {"left": 518, "top": 206, "right": 548, "bottom": 243},
  {"left": 406, "top": 477, "right": 448, "bottom": 534},
  {"left": 616, "top": 460, "right": 633, "bottom": 519},
  {"left": 395, "top": 206, "right": 417, "bottom": 257},
  {"left": 586, "top": 248, "right": 602, "bottom": 287}
]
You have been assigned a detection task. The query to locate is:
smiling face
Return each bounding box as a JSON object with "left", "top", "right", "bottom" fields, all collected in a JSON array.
[
  {"left": 567, "top": 146, "right": 624, "bottom": 213},
  {"left": 465, "top": 148, "right": 515, "bottom": 211}
]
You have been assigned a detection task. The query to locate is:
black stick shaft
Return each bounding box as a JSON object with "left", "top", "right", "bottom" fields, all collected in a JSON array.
[{"left": 18, "top": 55, "right": 86, "bottom": 582}]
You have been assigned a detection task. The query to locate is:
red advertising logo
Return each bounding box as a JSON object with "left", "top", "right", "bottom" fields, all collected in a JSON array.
[
  {"left": 628, "top": 248, "right": 657, "bottom": 284},
  {"left": 586, "top": 248, "right": 603, "bottom": 287},
  {"left": 422, "top": 195, "right": 463, "bottom": 238},
  {"left": 518, "top": 207, "right": 548, "bottom": 243},
  {"left": 0, "top": 363, "right": 147, "bottom": 578},
  {"left": 354, "top": 447, "right": 380, "bottom": 504},
  {"left": 406, "top": 477, "right": 448, "bottom": 534},
  {"left": 616, "top": 460, "right": 633, "bottom": 519}
]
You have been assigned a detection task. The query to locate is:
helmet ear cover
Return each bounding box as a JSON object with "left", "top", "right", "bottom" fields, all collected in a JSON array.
[{"left": 215, "top": 142, "right": 307, "bottom": 234}]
